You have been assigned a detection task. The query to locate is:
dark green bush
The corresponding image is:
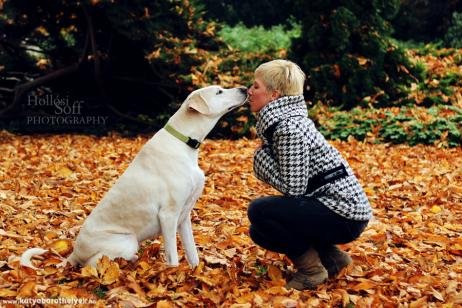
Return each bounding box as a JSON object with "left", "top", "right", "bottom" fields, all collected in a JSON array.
[
  {"left": 392, "top": 0, "right": 462, "bottom": 42},
  {"left": 291, "top": 0, "right": 422, "bottom": 109},
  {"left": 444, "top": 11, "right": 462, "bottom": 48}
]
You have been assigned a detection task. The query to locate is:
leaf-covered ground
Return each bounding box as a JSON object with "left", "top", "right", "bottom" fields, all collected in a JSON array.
[{"left": 0, "top": 131, "right": 461, "bottom": 307}]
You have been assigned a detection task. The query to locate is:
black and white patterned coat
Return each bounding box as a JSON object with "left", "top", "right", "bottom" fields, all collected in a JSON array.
[{"left": 253, "top": 95, "right": 372, "bottom": 221}]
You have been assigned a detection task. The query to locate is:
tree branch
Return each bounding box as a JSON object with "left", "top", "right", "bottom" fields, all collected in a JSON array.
[{"left": 0, "top": 27, "right": 92, "bottom": 118}]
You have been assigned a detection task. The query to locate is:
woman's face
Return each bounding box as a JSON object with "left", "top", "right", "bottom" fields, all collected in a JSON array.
[{"left": 248, "top": 75, "right": 279, "bottom": 113}]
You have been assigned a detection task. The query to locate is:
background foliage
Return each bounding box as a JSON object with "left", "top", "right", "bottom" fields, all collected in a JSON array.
[
  {"left": 290, "top": 0, "right": 421, "bottom": 109},
  {"left": 392, "top": 0, "right": 462, "bottom": 42}
]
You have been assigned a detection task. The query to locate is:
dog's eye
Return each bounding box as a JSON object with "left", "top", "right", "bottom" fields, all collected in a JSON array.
[{"left": 216, "top": 90, "right": 223, "bottom": 95}]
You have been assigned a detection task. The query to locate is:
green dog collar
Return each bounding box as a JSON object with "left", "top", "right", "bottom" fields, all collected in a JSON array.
[{"left": 164, "top": 124, "right": 201, "bottom": 149}]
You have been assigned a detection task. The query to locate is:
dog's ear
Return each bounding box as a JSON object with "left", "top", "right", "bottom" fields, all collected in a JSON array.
[{"left": 187, "top": 93, "right": 211, "bottom": 115}]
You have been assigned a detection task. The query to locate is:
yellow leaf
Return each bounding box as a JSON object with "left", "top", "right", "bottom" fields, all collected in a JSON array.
[
  {"left": 97, "top": 256, "right": 120, "bottom": 285},
  {"left": 363, "top": 187, "right": 374, "bottom": 195},
  {"left": 431, "top": 205, "right": 442, "bottom": 214},
  {"left": 48, "top": 239, "right": 73, "bottom": 256},
  {"left": 57, "top": 167, "right": 73, "bottom": 178},
  {"left": 81, "top": 265, "right": 98, "bottom": 278},
  {"left": 157, "top": 300, "right": 175, "bottom": 308},
  {"left": 0, "top": 289, "right": 17, "bottom": 297}
]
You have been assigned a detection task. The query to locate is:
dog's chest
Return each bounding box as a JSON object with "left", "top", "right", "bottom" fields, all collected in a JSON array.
[{"left": 177, "top": 167, "right": 205, "bottom": 221}]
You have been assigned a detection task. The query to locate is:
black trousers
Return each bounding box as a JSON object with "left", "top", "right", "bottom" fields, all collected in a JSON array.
[{"left": 247, "top": 196, "right": 368, "bottom": 259}]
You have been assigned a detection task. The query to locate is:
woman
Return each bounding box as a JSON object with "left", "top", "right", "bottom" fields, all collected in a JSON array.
[{"left": 247, "top": 59, "right": 372, "bottom": 290}]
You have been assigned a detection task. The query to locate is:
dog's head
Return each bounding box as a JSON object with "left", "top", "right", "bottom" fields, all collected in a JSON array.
[{"left": 185, "top": 86, "right": 248, "bottom": 117}]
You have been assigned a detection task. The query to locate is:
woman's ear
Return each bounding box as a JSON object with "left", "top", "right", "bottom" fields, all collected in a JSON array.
[{"left": 271, "top": 90, "right": 281, "bottom": 100}]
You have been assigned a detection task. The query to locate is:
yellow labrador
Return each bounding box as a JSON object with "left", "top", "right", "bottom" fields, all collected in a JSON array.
[{"left": 20, "top": 85, "right": 248, "bottom": 269}]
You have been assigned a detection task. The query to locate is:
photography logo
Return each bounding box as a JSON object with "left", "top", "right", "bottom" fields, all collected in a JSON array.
[{"left": 26, "top": 94, "right": 109, "bottom": 129}]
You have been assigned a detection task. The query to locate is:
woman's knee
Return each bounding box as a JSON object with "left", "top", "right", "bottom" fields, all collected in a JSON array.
[{"left": 247, "top": 196, "right": 275, "bottom": 222}]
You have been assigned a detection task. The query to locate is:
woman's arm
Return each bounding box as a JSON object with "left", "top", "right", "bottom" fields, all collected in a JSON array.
[{"left": 253, "top": 123, "right": 310, "bottom": 196}]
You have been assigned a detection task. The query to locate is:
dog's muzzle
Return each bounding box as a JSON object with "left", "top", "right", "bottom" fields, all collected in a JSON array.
[{"left": 228, "top": 87, "right": 248, "bottom": 111}]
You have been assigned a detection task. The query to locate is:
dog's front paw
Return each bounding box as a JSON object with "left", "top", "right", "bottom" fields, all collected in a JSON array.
[
  {"left": 167, "top": 261, "right": 179, "bottom": 267},
  {"left": 187, "top": 253, "right": 200, "bottom": 268}
]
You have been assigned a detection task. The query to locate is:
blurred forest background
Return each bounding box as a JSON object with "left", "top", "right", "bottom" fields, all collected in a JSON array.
[{"left": 1, "top": 0, "right": 462, "bottom": 147}]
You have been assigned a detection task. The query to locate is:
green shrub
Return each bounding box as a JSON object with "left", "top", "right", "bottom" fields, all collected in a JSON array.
[
  {"left": 313, "top": 105, "right": 462, "bottom": 147},
  {"left": 291, "top": 0, "right": 421, "bottom": 109},
  {"left": 444, "top": 11, "right": 462, "bottom": 48},
  {"left": 218, "top": 21, "right": 301, "bottom": 53},
  {"left": 380, "top": 123, "right": 408, "bottom": 144}
]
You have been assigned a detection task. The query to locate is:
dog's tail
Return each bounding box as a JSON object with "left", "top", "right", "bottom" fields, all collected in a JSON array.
[{"left": 20, "top": 248, "right": 49, "bottom": 269}]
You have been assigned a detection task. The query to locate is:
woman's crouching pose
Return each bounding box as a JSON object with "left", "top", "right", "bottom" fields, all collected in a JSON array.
[{"left": 247, "top": 59, "right": 372, "bottom": 290}]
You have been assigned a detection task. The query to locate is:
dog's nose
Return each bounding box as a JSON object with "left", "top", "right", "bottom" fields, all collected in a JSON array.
[{"left": 238, "top": 87, "right": 248, "bottom": 95}]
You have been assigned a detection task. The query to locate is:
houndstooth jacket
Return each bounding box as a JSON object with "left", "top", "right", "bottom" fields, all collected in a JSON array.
[{"left": 253, "top": 95, "right": 372, "bottom": 221}]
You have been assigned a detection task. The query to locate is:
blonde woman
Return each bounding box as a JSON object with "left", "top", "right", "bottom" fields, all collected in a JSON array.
[{"left": 247, "top": 59, "right": 372, "bottom": 290}]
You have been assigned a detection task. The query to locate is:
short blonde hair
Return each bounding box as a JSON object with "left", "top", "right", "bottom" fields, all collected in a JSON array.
[{"left": 255, "top": 59, "right": 305, "bottom": 96}]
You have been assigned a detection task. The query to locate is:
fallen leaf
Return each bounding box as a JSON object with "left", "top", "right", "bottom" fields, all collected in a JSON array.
[
  {"left": 56, "top": 166, "right": 73, "bottom": 178},
  {"left": 17, "top": 280, "right": 36, "bottom": 298},
  {"left": 267, "top": 265, "right": 285, "bottom": 286},
  {"left": 97, "top": 255, "right": 120, "bottom": 285},
  {"left": 48, "top": 239, "right": 73, "bottom": 256}
]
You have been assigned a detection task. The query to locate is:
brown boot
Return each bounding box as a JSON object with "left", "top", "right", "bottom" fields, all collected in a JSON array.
[
  {"left": 285, "top": 247, "right": 328, "bottom": 290},
  {"left": 317, "top": 245, "right": 352, "bottom": 277}
]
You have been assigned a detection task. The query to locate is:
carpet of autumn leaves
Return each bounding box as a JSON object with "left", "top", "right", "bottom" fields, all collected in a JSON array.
[{"left": 0, "top": 130, "right": 461, "bottom": 307}]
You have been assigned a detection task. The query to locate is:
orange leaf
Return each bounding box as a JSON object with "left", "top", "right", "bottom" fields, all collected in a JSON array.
[
  {"left": 17, "top": 280, "right": 36, "bottom": 298},
  {"left": 267, "top": 265, "right": 285, "bottom": 286},
  {"left": 351, "top": 280, "right": 376, "bottom": 292}
]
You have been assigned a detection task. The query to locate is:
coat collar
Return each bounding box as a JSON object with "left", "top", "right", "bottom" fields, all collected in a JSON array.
[{"left": 256, "top": 95, "right": 308, "bottom": 137}]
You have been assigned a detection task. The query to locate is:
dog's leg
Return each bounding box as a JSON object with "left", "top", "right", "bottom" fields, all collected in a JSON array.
[
  {"left": 159, "top": 209, "right": 179, "bottom": 266},
  {"left": 179, "top": 175, "right": 203, "bottom": 267},
  {"left": 179, "top": 214, "right": 199, "bottom": 267}
]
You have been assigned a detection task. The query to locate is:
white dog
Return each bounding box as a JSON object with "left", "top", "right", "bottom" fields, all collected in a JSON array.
[{"left": 20, "top": 85, "right": 248, "bottom": 269}]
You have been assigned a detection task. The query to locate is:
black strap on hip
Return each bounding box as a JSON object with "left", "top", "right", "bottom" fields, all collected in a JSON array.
[
  {"left": 263, "top": 116, "right": 348, "bottom": 193},
  {"left": 305, "top": 165, "right": 348, "bottom": 194}
]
